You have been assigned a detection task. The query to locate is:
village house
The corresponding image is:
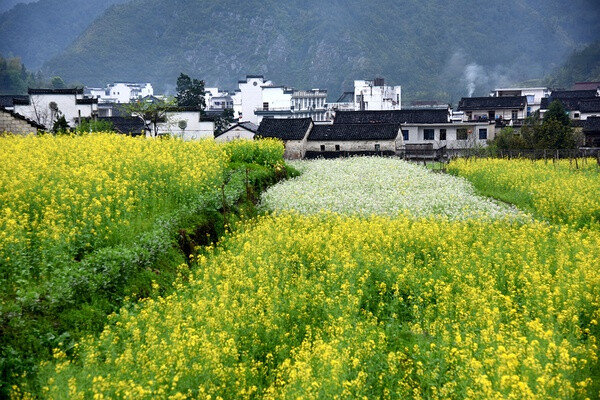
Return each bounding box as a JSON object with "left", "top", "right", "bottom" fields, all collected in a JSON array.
[
  {"left": 255, "top": 117, "right": 313, "bottom": 159},
  {"left": 457, "top": 96, "right": 527, "bottom": 126},
  {"left": 85, "top": 82, "right": 154, "bottom": 104},
  {"left": 214, "top": 121, "right": 258, "bottom": 142},
  {"left": 305, "top": 123, "right": 403, "bottom": 158},
  {"left": 156, "top": 107, "right": 215, "bottom": 140},
  {"left": 490, "top": 87, "right": 551, "bottom": 116},
  {"left": 13, "top": 88, "right": 98, "bottom": 130},
  {"left": 354, "top": 78, "right": 401, "bottom": 111},
  {"left": 205, "top": 87, "right": 234, "bottom": 112},
  {"left": 233, "top": 75, "right": 328, "bottom": 124},
  {"left": 540, "top": 89, "right": 600, "bottom": 120},
  {"left": 334, "top": 109, "right": 491, "bottom": 150},
  {"left": 583, "top": 117, "right": 600, "bottom": 147},
  {"left": 0, "top": 105, "right": 45, "bottom": 135}
]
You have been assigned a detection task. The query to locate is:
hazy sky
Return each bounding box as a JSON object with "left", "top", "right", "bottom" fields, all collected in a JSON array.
[{"left": 0, "top": 0, "right": 35, "bottom": 13}]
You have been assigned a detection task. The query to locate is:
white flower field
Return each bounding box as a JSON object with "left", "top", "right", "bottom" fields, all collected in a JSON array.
[{"left": 261, "top": 157, "right": 528, "bottom": 220}]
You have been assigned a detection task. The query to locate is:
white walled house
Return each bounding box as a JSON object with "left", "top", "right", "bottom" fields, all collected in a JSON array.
[
  {"left": 333, "top": 109, "right": 490, "bottom": 150},
  {"left": 238, "top": 75, "right": 272, "bottom": 124},
  {"left": 254, "top": 86, "right": 294, "bottom": 124},
  {"left": 539, "top": 90, "right": 600, "bottom": 120},
  {"left": 214, "top": 122, "right": 258, "bottom": 142},
  {"left": 457, "top": 96, "right": 527, "bottom": 134},
  {"left": 400, "top": 122, "right": 493, "bottom": 150},
  {"left": 491, "top": 87, "right": 550, "bottom": 116},
  {"left": 155, "top": 108, "right": 215, "bottom": 140},
  {"left": 14, "top": 88, "right": 98, "bottom": 129},
  {"left": 205, "top": 87, "right": 234, "bottom": 111},
  {"left": 354, "top": 78, "right": 401, "bottom": 111},
  {"left": 85, "top": 82, "right": 154, "bottom": 104},
  {"left": 231, "top": 90, "right": 242, "bottom": 121},
  {"left": 580, "top": 99, "right": 600, "bottom": 120},
  {"left": 237, "top": 75, "right": 329, "bottom": 124},
  {"left": 305, "top": 123, "right": 403, "bottom": 157}
]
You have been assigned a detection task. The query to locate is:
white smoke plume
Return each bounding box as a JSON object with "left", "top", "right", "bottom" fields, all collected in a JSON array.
[{"left": 444, "top": 49, "right": 514, "bottom": 97}]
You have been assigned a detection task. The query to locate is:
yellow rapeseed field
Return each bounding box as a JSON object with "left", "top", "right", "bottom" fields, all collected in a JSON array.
[
  {"left": 30, "top": 214, "right": 600, "bottom": 399},
  {"left": 448, "top": 158, "right": 600, "bottom": 229},
  {"left": 0, "top": 133, "right": 228, "bottom": 289}
]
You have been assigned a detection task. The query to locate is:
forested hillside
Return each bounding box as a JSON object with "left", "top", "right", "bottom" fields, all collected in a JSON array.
[
  {"left": 545, "top": 41, "right": 600, "bottom": 89},
  {"left": 0, "top": 0, "right": 126, "bottom": 69},
  {"left": 2, "top": 0, "right": 599, "bottom": 100}
]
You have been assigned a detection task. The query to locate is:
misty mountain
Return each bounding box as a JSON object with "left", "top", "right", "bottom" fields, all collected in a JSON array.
[
  {"left": 545, "top": 41, "right": 600, "bottom": 89},
  {"left": 0, "top": 0, "right": 127, "bottom": 69},
  {"left": 22, "top": 0, "right": 600, "bottom": 100}
]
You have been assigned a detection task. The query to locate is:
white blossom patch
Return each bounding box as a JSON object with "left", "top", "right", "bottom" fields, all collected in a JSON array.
[{"left": 261, "top": 157, "right": 528, "bottom": 221}]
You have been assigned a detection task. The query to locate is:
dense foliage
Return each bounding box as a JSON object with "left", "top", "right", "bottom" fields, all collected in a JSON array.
[
  {"left": 27, "top": 213, "right": 600, "bottom": 399},
  {"left": 176, "top": 73, "right": 206, "bottom": 109},
  {"left": 448, "top": 158, "right": 600, "bottom": 229},
  {"left": 0, "top": 56, "right": 43, "bottom": 94},
  {"left": 545, "top": 41, "right": 600, "bottom": 89},
  {"left": 36, "top": 0, "right": 600, "bottom": 100},
  {"left": 0, "top": 134, "right": 287, "bottom": 396}
]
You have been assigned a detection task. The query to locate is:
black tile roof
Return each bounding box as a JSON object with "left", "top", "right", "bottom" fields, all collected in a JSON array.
[
  {"left": 540, "top": 97, "right": 595, "bottom": 111},
  {"left": 579, "top": 99, "right": 600, "bottom": 113},
  {"left": 165, "top": 106, "right": 204, "bottom": 112},
  {"left": 76, "top": 97, "right": 98, "bottom": 105},
  {"left": 0, "top": 106, "right": 45, "bottom": 130},
  {"left": 214, "top": 121, "right": 258, "bottom": 138},
  {"left": 334, "top": 109, "right": 449, "bottom": 124},
  {"left": 98, "top": 117, "right": 146, "bottom": 136},
  {"left": 0, "top": 95, "right": 28, "bottom": 107},
  {"left": 256, "top": 118, "right": 312, "bottom": 140},
  {"left": 583, "top": 117, "right": 600, "bottom": 133},
  {"left": 457, "top": 96, "right": 527, "bottom": 110},
  {"left": 308, "top": 123, "right": 401, "bottom": 141},
  {"left": 550, "top": 90, "right": 597, "bottom": 99},
  {"left": 240, "top": 121, "right": 258, "bottom": 132},
  {"left": 12, "top": 97, "right": 30, "bottom": 105},
  {"left": 28, "top": 88, "right": 83, "bottom": 95}
]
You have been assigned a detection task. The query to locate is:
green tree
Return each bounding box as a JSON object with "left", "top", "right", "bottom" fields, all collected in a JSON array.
[
  {"left": 214, "top": 108, "right": 235, "bottom": 135},
  {"left": 52, "top": 114, "right": 69, "bottom": 134},
  {"left": 543, "top": 99, "right": 570, "bottom": 126},
  {"left": 122, "top": 97, "right": 175, "bottom": 137},
  {"left": 491, "top": 127, "right": 528, "bottom": 150},
  {"left": 520, "top": 101, "right": 577, "bottom": 149},
  {"left": 51, "top": 76, "right": 66, "bottom": 89},
  {"left": 75, "top": 118, "right": 114, "bottom": 134},
  {"left": 176, "top": 73, "right": 205, "bottom": 109}
]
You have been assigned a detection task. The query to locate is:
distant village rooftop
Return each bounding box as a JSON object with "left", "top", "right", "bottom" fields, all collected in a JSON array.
[
  {"left": 256, "top": 117, "right": 312, "bottom": 141},
  {"left": 28, "top": 88, "right": 84, "bottom": 95},
  {"left": 334, "top": 109, "right": 449, "bottom": 124},
  {"left": 457, "top": 96, "right": 527, "bottom": 110},
  {"left": 308, "top": 123, "right": 401, "bottom": 141}
]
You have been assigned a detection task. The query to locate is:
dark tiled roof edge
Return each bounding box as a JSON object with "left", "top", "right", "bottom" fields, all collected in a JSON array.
[
  {"left": 0, "top": 106, "right": 45, "bottom": 130},
  {"left": 28, "top": 88, "right": 83, "bottom": 95}
]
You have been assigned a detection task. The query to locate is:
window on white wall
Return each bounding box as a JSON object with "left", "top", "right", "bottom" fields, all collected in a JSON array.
[{"left": 424, "top": 129, "right": 434, "bottom": 140}]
